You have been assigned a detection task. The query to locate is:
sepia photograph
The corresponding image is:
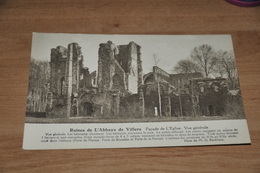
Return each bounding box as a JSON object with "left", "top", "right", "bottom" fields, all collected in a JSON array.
[
  {"left": 25, "top": 33, "right": 246, "bottom": 124},
  {"left": 22, "top": 33, "right": 251, "bottom": 150}
]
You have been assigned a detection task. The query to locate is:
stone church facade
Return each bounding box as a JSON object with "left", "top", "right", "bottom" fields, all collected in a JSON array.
[
  {"left": 46, "top": 41, "right": 143, "bottom": 118},
  {"left": 38, "top": 41, "right": 229, "bottom": 118},
  {"left": 142, "top": 66, "right": 229, "bottom": 117}
]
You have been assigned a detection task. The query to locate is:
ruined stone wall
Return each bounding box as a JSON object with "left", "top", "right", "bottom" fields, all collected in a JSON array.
[
  {"left": 98, "top": 41, "right": 127, "bottom": 93},
  {"left": 153, "top": 66, "right": 171, "bottom": 83},
  {"left": 117, "top": 42, "right": 143, "bottom": 94},
  {"left": 170, "top": 73, "right": 203, "bottom": 90},
  {"left": 112, "top": 59, "right": 126, "bottom": 92},
  {"left": 80, "top": 67, "right": 88, "bottom": 88},
  {"left": 141, "top": 81, "right": 173, "bottom": 116},
  {"left": 47, "top": 40, "right": 143, "bottom": 118},
  {"left": 117, "top": 45, "right": 128, "bottom": 72},
  {"left": 47, "top": 43, "right": 84, "bottom": 117},
  {"left": 97, "top": 42, "right": 114, "bottom": 91},
  {"left": 78, "top": 91, "right": 120, "bottom": 117},
  {"left": 90, "top": 71, "right": 97, "bottom": 87},
  {"left": 50, "top": 47, "right": 67, "bottom": 97},
  {"left": 190, "top": 78, "right": 228, "bottom": 116},
  {"left": 170, "top": 94, "right": 193, "bottom": 117}
]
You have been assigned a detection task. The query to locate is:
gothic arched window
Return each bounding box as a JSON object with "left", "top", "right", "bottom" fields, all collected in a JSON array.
[{"left": 60, "top": 77, "right": 65, "bottom": 95}]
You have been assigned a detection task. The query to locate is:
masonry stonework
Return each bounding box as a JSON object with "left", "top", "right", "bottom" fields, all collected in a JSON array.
[
  {"left": 44, "top": 41, "right": 229, "bottom": 118},
  {"left": 97, "top": 41, "right": 143, "bottom": 94},
  {"left": 46, "top": 41, "right": 143, "bottom": 118}
]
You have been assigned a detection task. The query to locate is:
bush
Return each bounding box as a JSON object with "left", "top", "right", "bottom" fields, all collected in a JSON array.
[
  {"left": 223, "top": 99, "right": 246, "bottom": 119},
  {"left": 48, "top": 106, "right": 67, "bottom": 118},
  {"left": 119, "top": 102, "right": 143, "bottom": 118}
]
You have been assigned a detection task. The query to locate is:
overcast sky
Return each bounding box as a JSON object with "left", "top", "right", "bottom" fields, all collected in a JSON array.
[{"left": 31, "top": 33, "right": 235, "bottom": 74}]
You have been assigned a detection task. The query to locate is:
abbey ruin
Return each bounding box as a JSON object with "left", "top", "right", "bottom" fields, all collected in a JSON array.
[
  {"left": 45, "top": 41, "right": 143, "bottom": 118},
  {"left": 26, "top": 41, "right": 237, "bottom": 119}
]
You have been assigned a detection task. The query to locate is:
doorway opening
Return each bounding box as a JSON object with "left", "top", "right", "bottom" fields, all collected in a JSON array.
[
  {"left": 208, "top": 105, "right": 215, "bottom": 116},
  {"left": 83, "top": 102, "right": 93, "bottom": 116}
]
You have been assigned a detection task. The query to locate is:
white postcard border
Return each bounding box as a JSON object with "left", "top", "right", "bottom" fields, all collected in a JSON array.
[{"left": 23, "top": 119, "right": 251, "bottom": 150}]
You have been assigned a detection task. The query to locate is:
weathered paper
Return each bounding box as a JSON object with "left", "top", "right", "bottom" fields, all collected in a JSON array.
[{"left": 23, "top": 33, "right": 251, "bottom": 149}]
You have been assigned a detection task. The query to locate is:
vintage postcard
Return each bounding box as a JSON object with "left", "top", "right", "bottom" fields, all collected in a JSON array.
[{"left": 23, "top": 33, "right": 250, "bottom": 149}]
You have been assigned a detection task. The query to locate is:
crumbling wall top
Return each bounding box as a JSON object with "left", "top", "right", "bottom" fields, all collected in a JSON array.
[
  {"left": 99, "top": 41, "right": 119, "bottom": 55},
  {"left": 51, "top": 46, "right": 67, "bottom": 61}
]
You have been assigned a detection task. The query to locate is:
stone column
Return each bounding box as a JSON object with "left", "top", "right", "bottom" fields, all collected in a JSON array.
[
  {"left": 137, "top": 45, "right": 143, "bottom": 87},
  {"left": 66, "top": 44, "right": 73, "bottom": 117},
  {"left": 139, "top": 89, "right": 145, "bottom": 117}
]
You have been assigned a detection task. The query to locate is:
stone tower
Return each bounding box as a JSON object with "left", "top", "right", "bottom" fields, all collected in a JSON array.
[
  {"left": 47, "top": 43, "right": 83, "bottom": 117},
  {"left": 97, "top": 41, "right": 143, "bottom": 94}
]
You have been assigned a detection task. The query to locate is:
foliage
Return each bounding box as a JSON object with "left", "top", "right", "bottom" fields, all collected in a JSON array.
[
  {"left": 152, "top": 53, "right": 160, "bottom": 66},
  {"left": 190, "top": 44, "right": 217, "bottom": 77},
  {"left": 119, "top": 102, "right": 142, "bottom": 118},
  {"left": 27, "top": 58, "right": 50, "bottom": 112},
  {"left": 28, "top": 58, "right": 50, "bottom": 90},
  {"left": 214, "top": 50, "right": 239, "bottom": 89},
  {"left": 223, "top": 98, "right": 245, "bottom": 119},
  {"left": 47, "top": 105, "right": 67, "bottom": 118},
  {"left": 173, "top": 59, "right": 201, "bottom": 74},
  {"left": 173, "top": 44, "right": 239, "bottom": 90}
]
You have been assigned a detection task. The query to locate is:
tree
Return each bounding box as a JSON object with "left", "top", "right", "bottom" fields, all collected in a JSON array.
[
  {"left": 173, "top": 59, "right": 201, "bottom": 74},
  {"left": 190, "top": 44, "right": 217, "bottom": 77},
  {"left": 152, "top": 53, "right": 160, "bottom": 66},
  {"left": 28, "top": 58, "right": 50, "bottom": 89},
  {"left": 215, "top": 50, "right": 238, "bottom": 89},
  {"left": 27, "top": 58, "right": 50, "bottom": 112}
]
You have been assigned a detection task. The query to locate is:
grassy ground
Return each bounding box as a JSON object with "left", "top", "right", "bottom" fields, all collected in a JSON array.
[{"left": 25, "top": 115, "right": 245, "bottom": 124}]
